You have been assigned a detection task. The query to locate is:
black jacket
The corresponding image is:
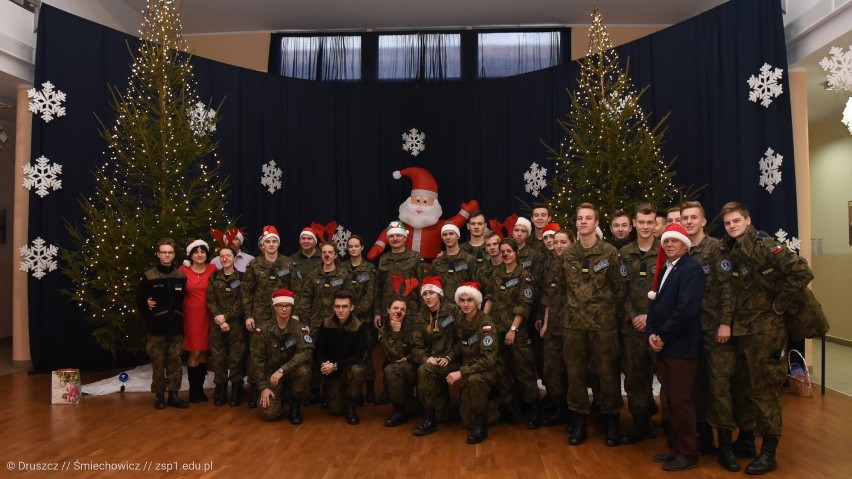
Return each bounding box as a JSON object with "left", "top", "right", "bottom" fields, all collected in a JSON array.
[{"left": 136, "top": 263, "right": 187, "bottom": 336}]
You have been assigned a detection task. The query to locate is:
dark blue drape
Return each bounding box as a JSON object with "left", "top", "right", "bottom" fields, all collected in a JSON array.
[{"left": 28, "top": 0, "right": 793, "bottom": 370}]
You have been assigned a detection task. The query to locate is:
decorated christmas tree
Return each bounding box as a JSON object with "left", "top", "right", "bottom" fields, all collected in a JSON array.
[
  {"left": 547, "top": 9, "right": 693, "bottom": 229},
  {"left": 62, "top": 0, "right": 229, "bottom": 356}
]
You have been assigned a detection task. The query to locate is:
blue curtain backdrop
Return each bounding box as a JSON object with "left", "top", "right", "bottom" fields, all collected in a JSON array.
[{"left": 27, "top": 0, "right": 794, "bottom": 370}]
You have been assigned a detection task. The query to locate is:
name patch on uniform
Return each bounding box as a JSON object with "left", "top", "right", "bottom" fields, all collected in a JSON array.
[
  {"left": 504, "top": 278, "right": 519, "bottom": 288},
  {"left": 441, "top": 316, "right": 455, "bottom": 328},
  {"left": 454, "top": 262, "right": 469, "bottom": 271},
  {"left": 720, "top": 259, "right": 732, "bottom": 271},
  {"left": 229, "top": 280, "right": 241, "bottom": 289},
  {"left": 521, "top": 259, "right": 533, "bottom": 269},
  {"left": 524, "top": 288, "right": 533, "bottom": 299},
  {"left": 702, "top": 265, "right": 711, "bottom": 275},
  {"left": 277, "top": 267, "right": 290, "bottom": 277},
  {"left": 593, "top": 259, "right": 610, "bottom": 272},
  {"left": 303, "top": 334, "right": 313, "bottom": 343},
  {"left": 296, "top": 270, "right": 303, "bottom": 279},
  {"left": 482, "top": 335, "right": 494, "bottom": 347},
  {"left": 331, "top": 278, "right": 344, "bottom": 287},
  {"left": 357, "top": 273, "right": 371, "bottom": 283},
  {"left": 619, "top": 264, "right": 628, "bottom": 277},
  {"left": 467, "top": 334, "right": 479, "bottom": 345},
  {"left": 284, "top": 338, "right": 297, "bottom": 348}
]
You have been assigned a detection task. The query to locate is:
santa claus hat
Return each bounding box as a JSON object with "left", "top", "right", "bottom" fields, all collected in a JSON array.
[
  {"left": 259, "top": 225, "right": 280, "bottom": 243},
  {"left": 393, "top": 167, "right": 438, "bottom": 199},
  {"left": 441, "top": 223, "right": 460, "bottom": 237},
  {"left": 387, "top": 220, "right": 409, "bottom": 237},
  {"left": 648, "top": 223, "right": 692, "bottom": 300},
  {"left": 272, "top": 288, "right": 295, "bottom": 305},
  {"left": 421, "top": 276, "right": 444, "bottom": 296},
  {"left": 515, "top": 217, "right": 532, "bottom": 234},
  {"left": 455, "top": 281, "right": 483, "bottom": 306},
  {"left": 186, "top": 239, "right": 209, "bottom": 256},
  {"left": 299, "top": 227, "right": 318, "bottom": 242},
  {"left": 542, "top": 222, "right": 561, "bottom": 237}
]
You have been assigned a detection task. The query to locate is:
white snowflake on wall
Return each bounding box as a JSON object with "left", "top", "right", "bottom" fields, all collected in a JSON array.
[
  {"left": 402, "top": 128, "right": 426, "bottom": 157},
  {"left": 747, "top": 63, "right": 784, "bottom": 108},
  {"left": 0, "top": 126, "right": 8, "bottom": 152},
  {"left": 758, "top": 147, "right": 783, "bottom": 194},
  {"left": 523, "top": 162, "right": 548, "bottom": 197},
  {"left": 27, "top": 81, "right": 67, "bottom": 122},
  {"left": 187, "top": 101, "right": 217, "bottom": 137},
  {"left": 260, "top": 159, "right": 283, "bottom": 194},
  {"left": 332, "top": 225, "right": 352, "bottom": 257},
  {"left": 819, "top": 45, "right": 852, "bottom": 91},
  {"left": 775, "top": 229, "right": 801, "bottom": 254},
  {"left": 19, "top": 237, "right": 59, "bottom": 279},
  {"left": 843, "top": 97, "right": 852, "bottom": 135},
  {"left": 23, "top": 155, "right": 63, "bottom": 198}
]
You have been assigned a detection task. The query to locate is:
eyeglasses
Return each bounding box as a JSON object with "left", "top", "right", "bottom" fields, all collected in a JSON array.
[
  {"left": 158, "top": 251, "right": 175, "bottom": 255},
  {"left": 333, "top": 304, "right": 351, "bottom": 310},
  {"left": 274, "top": 304, "right": 293, "bottom": 309}
]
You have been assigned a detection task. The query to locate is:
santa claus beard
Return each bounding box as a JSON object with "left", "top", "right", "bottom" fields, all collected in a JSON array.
[{"left": 399, "top": 199, "right": 443, "bottom": 229}]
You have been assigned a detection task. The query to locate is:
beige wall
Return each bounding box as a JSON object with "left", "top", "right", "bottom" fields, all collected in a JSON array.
[
  {"left": 185, "top": 33, "right": 271, "bottom": 73},
  {"left": 809, "top": 114, "right": 852, "bottom": 342}
]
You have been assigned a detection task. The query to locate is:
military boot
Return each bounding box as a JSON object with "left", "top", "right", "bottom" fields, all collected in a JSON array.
[
  {"left": 733, "top": 430, "right": 757, "bottom": 458},
  {"left": 384, "top": 403, "right": 408, "bottom": 427},
  {"left": 154, "top": 393, "right": 166, "bottom": 410},
  {"left": 365, "top": 380, "right": 376, "bottom": 404},
  {"left": 567, "top": 414, "right": 588, "bottom": 446},
  {"left": 289, "top": 400, "right": 304, "bottom": 425},
  {"left": 346, "top": 400, "right": 360, "bottom": 425},
  {"left": 412, "top": 409, "right": 438, "bottom": 436},
  {"left": 188, "top": 366, "right": 207, "bottom": 403},
  {"left": 213, "top": 383, "right": 227, "bottom": 406},
  {"left": 697, "top": 421, "right": 717, "bottom": 454},
  {"left": 603, "top": 413, "right": 621, "bottom": 447},
  {"left": 745, "top": 437, "right": 778, "bottom": 475},
  {"left": 621, "top": 414, "right": 655, "bottom": 444},
  {"left": 229, "top": 381, "right": 244, "bottom": 407},
  {"left": 247, "top": 383, "right": 259, "bottom": 408},
  {"left": 497, "top": 392, "right": 520, "bottom": 423},
  {"left": 303, "top": 388, "right": 321, "bottom": 406},
  {"left": 466, "top": 416, "right": 488, "bottom": 444},
  {"left": 541, "top": 398, "right": 569, "bottom": 427},
  {"left": 526, "top": 399, "right": 542, "bottom": 429},
  {"left": 166, "top": 391, "right": 189, "bottom": 408},
  {"left": 717, "top": 428, "right": 741, "bottom": 472}
]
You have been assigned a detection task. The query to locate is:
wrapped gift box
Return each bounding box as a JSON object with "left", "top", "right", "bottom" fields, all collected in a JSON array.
[{"left": 51, "top": 368, "right": 82, "bottom": 404}]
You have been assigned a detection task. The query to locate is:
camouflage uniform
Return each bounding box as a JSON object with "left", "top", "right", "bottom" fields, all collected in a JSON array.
[
  {"left": 722, "top": 225, "right": 813, "bottom": 439},
  {"left": 341, "top": 260, "right": 379, "bottom": 383},
  {"left": 484, "top": 266, "right": 538, "bottom": 403},
  {"left": 448, "top": 309, "right": 500, "bottom": 427},
  {"left": 380, "top": 314, "right": 417, "bottom": 408},
  {"left": 206, "top": 268, "right": 247, "bottom": 385},
  {"left": 314, "top": 314, "right": 368, "bottom": 415},
  {"left": 476, "top": 261, "right": 503, "bottom": 297},
  {"left": 135, "top": 264, "right": 186, "bottom": 394},
  {"left": 518, "top": 244, "right": 546, "bottom": 379},
  {"left": 252, "top": 317, "right": 313, "bottom": 421},
  {"left": 289, "top": 250, "right": 321, "bottom": 297},
  {"left": 430, "top": 250, "right": 476, "bottom": 302},
  {"left": 412, "top": 302, "right": 459, "bottom": 420},
  {"left": 619, "top": 240, "right": 662, "bottom": 416},
  {"left": 541, "top": 255, "right": 569, "bottom": 407},
  {"left": 376, "top": 249, "right": 427, "bottom": 320},
  {"left": 561, "top": 239, "right": 625, "bottom": 416},
  {"left": 460, "top": 241, "right": 488, "bottom": 278},
  {"left": 295, "top": 266, "right": 351, "bottom": 335}
]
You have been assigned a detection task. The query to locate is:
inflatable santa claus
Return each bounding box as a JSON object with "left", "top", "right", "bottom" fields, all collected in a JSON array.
[{"left": 367, "top": 167, "right": 479, "bottom": 261}]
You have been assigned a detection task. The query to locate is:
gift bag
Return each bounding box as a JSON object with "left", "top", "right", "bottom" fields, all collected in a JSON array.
[
  {"left": 52, "top": 368, "right": 82, "bottom": 404},
  {"left": 786, "top": 350, "right": 813, "bottom": 398}
]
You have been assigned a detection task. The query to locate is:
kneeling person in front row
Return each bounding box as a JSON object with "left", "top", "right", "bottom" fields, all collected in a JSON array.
[
  {"left": 254, "top": 288, "right": 313, "bottom": 424},
  {"left": 315, "top": 289, "right": 368, "bottom": 425}
]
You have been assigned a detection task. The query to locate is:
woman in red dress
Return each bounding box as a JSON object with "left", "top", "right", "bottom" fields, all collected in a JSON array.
[{"left": 180, "top": 239, "right": 218, "bottom": 402}]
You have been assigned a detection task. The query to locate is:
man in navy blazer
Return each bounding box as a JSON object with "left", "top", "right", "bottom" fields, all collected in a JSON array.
[{"left": 646, "top": 223, "right": 705, "bottom": 471}]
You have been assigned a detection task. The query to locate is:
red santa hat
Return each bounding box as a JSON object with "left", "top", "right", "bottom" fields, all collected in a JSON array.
[
  {"left": 299, "top": 227, "right": 318, "bottom": 242},
  {"left": 542, "top": 222, "right": 561, "bottom": 237},
  {"left": 421, "top": 276, "right": 444, "bottom": 296},
  {"left": 387, "top": 220, "right": 409, "bottom": 237},
  {"left": 393, "top": 167, "right": 438, "bottom": 199},
  {"left": 648, "top": 223, "right": 692, "bottom": 300},
  {"left": 186, "top": 239, "right": 209, "bottom": 256},
  {"left": 515, "top": 217, "right": 532, "bottom": 234},
  {"left": 272, "top": 288, "right": 295, "bottom": 305},
  {"left": 455, "top": 281, "right": 483, "bottom": 306},
  {"left": 440, "top": 223, "right": 460, "bottom": 237},
  {"left": 259, "top": 225, "right": 280, "bottom": 243}
]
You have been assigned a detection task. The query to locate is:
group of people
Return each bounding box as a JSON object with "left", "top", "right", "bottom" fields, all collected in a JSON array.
[{"left": 135, "top": 199, "right": 815, "bottom": 474}]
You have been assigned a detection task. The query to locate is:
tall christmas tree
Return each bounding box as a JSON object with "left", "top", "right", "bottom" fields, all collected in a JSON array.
[
  {"left": 62, "top": 0, "right": 230, "bottom": 356},
  {"left": 547, "top": 9, "right": 693, "bottom": 229}
]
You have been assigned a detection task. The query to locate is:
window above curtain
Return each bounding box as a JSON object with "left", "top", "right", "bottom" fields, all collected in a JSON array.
[
  {"left": 478, "top": 31, "right": 561, "bottom": 78},
  {"left": 275, "top": 35, "right": 361, "bottom": 81},
  {"left": 377, "top": 33, "right": 461, "bottom": 81}
]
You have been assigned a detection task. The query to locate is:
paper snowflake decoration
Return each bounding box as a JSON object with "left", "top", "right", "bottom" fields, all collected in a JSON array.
[
  {"left": 332, "top": 225, "right": 353, "bottom": 257},
  {"left": 402, "top": 128, "right": 426, "bottom": 157},
  {"left": 775, "top": 229, "right": 801, "bottom": 254},
  {"left": 747, "top": 63, "right": 784, "bottom": 108},
  {"left": 523, "top": 162, "right": 548, "bottom": 197},
  {"left": 187, "top": 101, "right": 217, "bottom": 137},
  {"left": 23, "top": 155, "right": 63, "bottom": 198},
  {"left": 843, "top": 97, "right": 852, "bottom": 135},
  {"left": 19, "top": 237, "right": 59, "bottom": 279},
  {"left": 758, "top": 147, "right": 783, "bottom": 194},
  {"left": 819, "top": 45, "right": 852, "bottom": 91},
  {"left": 27, "top": 81, "right": 67, "bottom": 122},
  {"left": 260, "top": 159, "right": 283, "bottom": 194},
  {"left": 0, "top": 126, "right": 7, "bottom": 152}
]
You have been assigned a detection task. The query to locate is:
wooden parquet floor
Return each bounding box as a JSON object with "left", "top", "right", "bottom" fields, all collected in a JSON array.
[{"left": 0, "top": 367, "right": 848, "bottom": 479}]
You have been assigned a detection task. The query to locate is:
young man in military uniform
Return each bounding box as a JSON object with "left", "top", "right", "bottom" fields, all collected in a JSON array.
[
  {"left": 512, "top": 217, "right": 546, "bottom": 389},
  {"left": 431, "top": 224, "right": 476, "bottom": 301},
  {"left": 254, "top": 289, "right": 313, "bottom": 424},
  {"left": 610, "top": 208, "right": 634, "bottom": 250},
  {"left": 460, "top": 210, "right": 488, "bottom": 274},
  {"left": 315, "top": 289, "right": 369, "bottom": 425},
  {"left": 242, "top": 226, "right": 294, "bottom": 408},
  {"left": 618, "top": 204, "right": 661, "bottom": 444},
  {"left": 530, "top": 203, "right": 552, "bottom": 253},
  {"left": 562, "top": 203, "right": 626, "bottom": 447},
  {"left": 289, "top": 227, "right": 321, "bottom": 295},
  {"left": 720, "top": 202, "right": 814, "bottom": 475},
  {"left": 446, "top": 282, "right": 499, "bottom": 444},
  {"left": 477, "top": 231, "right": 504, "bottom": 290},
  {"left": 410, "top": 277, "right": 458, "bottom": 436},
  {"left": 136, "top": 238, "right": 188, "bottom": 410},
  {"left": 341, "top": 235, "right": 379, "bottom": 403}
]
